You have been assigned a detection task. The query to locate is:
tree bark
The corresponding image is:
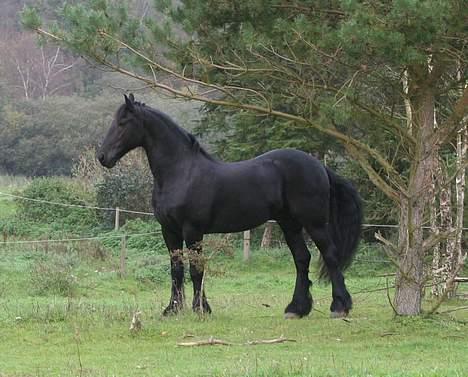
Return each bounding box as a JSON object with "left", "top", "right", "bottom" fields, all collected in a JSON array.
[
  {"left": 394, "top": 73, "right": 436, "bottom": 315},
  {"left": 431, "top": 159, "right": 456, "bottom": 297},
  {"left": 453, "top": 125, "right": 467, "bottom": 294},
  {"left": 394, "top": 197, "right": 426, "bottom": 315},
  {"left": 430, "top": 157, "right": 441, "bottom": 296}
]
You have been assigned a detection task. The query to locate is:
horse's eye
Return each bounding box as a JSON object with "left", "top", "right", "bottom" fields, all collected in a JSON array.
[{"left": 118, "top": 116, "right": 132, "bottom": 127}]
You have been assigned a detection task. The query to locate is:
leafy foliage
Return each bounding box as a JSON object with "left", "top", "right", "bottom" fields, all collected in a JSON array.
[
  {"left": 74, "top": 147, "right": 154, "bottom": 226},
  {"left": 21, "top": 0, "right": 466, "bottom": 227},
  {"left": 100, "top": 218, "right": 169, "bottom": 285},
  {"left": 15, "top": 176, "right": 100, "bottom": 230}
]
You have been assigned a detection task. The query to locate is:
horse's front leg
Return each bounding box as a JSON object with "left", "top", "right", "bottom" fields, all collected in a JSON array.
[
  {"left": 184, "top": 227, "right": 211, "bottom": 314},
  {"left": 162, "top": 226, "right": 185, "bottom": 316}
]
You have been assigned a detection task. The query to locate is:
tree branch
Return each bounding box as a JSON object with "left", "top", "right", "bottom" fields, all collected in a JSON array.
[
  {"left": 434, "top": 86, "right": 468, "bottom": 146},
  {"left": 31, "top": 27, "right": 406, "bottom": 195}
]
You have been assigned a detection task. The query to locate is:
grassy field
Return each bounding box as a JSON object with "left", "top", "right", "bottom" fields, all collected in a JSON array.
[
  {"left": 0, "top": 177, "right": 467, "bottom": 377},
  {"left": 0, "top": 243, "right": 467, "bottom": 377}
]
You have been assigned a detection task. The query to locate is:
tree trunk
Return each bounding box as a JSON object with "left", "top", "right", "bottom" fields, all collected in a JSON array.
[
  {"left": 431, "top": 160, "right": 456, "bottom": 297},
  {"left": 453, "top": 125, "right": 467, "bottom": 294},
  {"left": 394, "top": 74, "right": 436, "bottom": 315},
  {"left": 394, "top": 197, "right": 426, "bottom": 315},
  {"left": 430, "top": 158, "right": 441, "bottom": 296}
]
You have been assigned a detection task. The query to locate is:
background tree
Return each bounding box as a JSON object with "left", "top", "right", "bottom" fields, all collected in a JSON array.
[
  {"left": 0, "top": 95, "right": 115, "bottom": 175},
  {"left": 0, "top": 0, "right": 201, "bottom": 177},
  {"left": 0, "top": 32, "right": 81, "bottom": 99},
  {"left": 22, "top": 0, "right": 467, "bottom": 315},
  {"left": 0, "top": 82, "right": 201, "bottom": 176}
]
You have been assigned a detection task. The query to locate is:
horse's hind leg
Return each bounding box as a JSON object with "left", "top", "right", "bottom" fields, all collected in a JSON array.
[
  {"left": 278, "top": 218, "right": 313, "bottom": 319},
  {"left": 306, "top": 225, "right": 352, "bottom": 317}
]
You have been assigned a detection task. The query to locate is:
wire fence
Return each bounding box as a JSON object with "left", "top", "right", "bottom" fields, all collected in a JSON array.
[
  {"left": 0, "top": 190, "right": 466, "bottom": 249},
  {"left": 1, "top": 191, "right": 466, "bottom": 303},
  {"left": 0, "top": 231, "right": 161, "bottom": 245},
  {"left": 0, "top": 191, "right": 154, "bottom": 216}
]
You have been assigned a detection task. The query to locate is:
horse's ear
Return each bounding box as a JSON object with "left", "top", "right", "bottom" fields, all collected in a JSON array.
[
  {"left": 124, "top": 94, "right": 135, "bottom": 112},
  {"left": 129, "top": 93, "right": 135, "bottom": 102}
]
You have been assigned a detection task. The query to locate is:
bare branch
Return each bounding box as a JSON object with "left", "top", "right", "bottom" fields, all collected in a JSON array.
[{"left": 246, "top": 336, "right": 296, "bottom": 345}]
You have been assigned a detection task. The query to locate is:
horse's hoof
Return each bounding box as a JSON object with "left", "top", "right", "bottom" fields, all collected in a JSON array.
[
  {"left": 330, "top": 311, "right": 348, "bottom": 319},
  {"left": 162, "top": 308, "right": 176, "bottom": 316},
  {"left": 162, "top": 305, "right": 182, "bottom": 316},
  {"left": 193, "top": 303, "right": 212, "bottom": 315},
  {"left": 284, "top": 312, "right": 301, "bottom": 319}
]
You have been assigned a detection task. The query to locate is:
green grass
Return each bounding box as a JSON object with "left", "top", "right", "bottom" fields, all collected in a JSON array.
[{"left": 0, "top": 244, "right": 467, "bottom": 377}]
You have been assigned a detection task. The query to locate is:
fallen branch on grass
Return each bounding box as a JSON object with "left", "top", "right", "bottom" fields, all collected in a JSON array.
[
  {"left": 177, "top": 337, "right": 232, "bottom": 347},
  {"left": 246, "top": 336, "right": 296, "bottom": 345},
  {"left": 176, "top": 335, "right": 296, "bottom": 347}
]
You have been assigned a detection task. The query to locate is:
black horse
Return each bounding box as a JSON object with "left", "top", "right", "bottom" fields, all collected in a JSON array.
[{"left": 98, "top": 94, "right": 362, "bottom": 318}]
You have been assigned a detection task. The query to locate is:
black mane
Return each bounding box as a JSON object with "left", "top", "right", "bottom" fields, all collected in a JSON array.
[{"left": 133, "top": 102, "right": 215, "bottom": 160}]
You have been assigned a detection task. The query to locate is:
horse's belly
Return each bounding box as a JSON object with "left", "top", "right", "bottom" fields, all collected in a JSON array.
[{"left": 206, "top": 199, "right": 277, "bottom": 233}]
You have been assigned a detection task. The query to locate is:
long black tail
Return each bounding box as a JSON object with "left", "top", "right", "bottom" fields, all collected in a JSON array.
[{"left": 319, "top": 168, "right": 363, "bottom": 279}]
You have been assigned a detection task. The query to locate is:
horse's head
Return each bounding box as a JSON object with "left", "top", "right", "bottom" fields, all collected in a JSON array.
[{"left": 97, "top": 93, "right": 145, "bottom": 168}]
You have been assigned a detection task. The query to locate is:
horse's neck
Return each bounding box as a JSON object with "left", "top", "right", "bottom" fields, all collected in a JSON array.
[{"left": 142, "top": 120, "right": 198, "bottom": 184}]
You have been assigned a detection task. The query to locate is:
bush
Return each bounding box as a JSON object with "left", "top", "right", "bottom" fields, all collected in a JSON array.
[
  {"left": 0, "top": 217, "right": 46, "bottom": 238},
  {"left": 95, "top": 166, "right": 153, "bottom": 226},
  {"left": 15, "top": 177, "right": 100, "bottom": 233},
  {"left": 73, "top": 148, "right": 153, "bottom": 227}
]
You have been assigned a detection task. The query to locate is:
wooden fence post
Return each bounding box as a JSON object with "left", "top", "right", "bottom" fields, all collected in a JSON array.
[
  {"left": 114, "top": 207, "right": 120, "bottom": 231},
  {"left": 261, "top": 222, "right": 273, "bottom": 249},
  {"left": 120, "top": 235, "right": 127, "bottom": 278},
  {"left": 243, "top": 230, "right": 251, "bottom": 261}
]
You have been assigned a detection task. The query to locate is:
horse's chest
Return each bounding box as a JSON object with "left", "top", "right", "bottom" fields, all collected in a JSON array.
[
  {"left": 153, "top": 193, "right": 179, "bottom": 215},
  {"left": 152, "top": 189, "right": 201, "bottom": 226}
]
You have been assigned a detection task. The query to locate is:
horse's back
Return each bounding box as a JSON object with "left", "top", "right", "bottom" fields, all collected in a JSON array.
[
  {"left": 255, "top": 149, "right": 329, "bottom": 189},
  {"left": 203, "top": 149, "right": 330, "bottom": 231}
]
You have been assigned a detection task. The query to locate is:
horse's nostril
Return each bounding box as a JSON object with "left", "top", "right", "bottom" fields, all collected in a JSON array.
[{"left": 97, "top": 153, "right": 105, "bottom": 163}]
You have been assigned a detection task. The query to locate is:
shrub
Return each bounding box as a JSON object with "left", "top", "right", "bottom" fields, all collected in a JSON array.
[
  {"left": 0, "top": 217, "right": 46, "bottom": 238},
  {"left": 14, "top": 177, "right": 100, "bottom": 233},
  {"left": 73, "top": 148, "right": 153, "bottom": 227}
]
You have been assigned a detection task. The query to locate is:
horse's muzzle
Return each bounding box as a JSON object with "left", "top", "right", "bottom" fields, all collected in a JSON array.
[{"left": 97, "top": 152, "right": 116, "bottom": 168}]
